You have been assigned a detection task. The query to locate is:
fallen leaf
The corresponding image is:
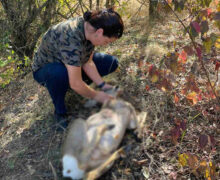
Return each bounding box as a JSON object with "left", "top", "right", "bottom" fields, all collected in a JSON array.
[
  {"left": 132, "top": 159, "right": 148, "bottom": 165},
  {"left": 151, "top": 74, "right": 159, "bottom": 83},
  {"left": 174, "top": 93, "right": 179, "bottom": 104},
  {"left": 186, "top": 91, "right": 198, "bottom": 105},
  {"left": 165, "top": 52, "right": 179, "bottom": 73},
  {"left": 169, "top": 172, "right": 177, "bottom": 180},
  {"left": 197, "top": 160, "right": 207, "bottom": 175},
  {"left": 173, "top": 41, "right": 176, "bottom": 49},
  {"left": 162, "top": 164, "right": 172, "bottom": 174},
  {"left": 124, "top": 168, "right": 131, "bottom": 175},
  {"left": 167, "top": 0, "right": 172, "bottom": 4},
  {"left": 215, "top": 61, "right": 220, "bottom": 71},
  {"left": 171, "top": 126, "right": 181, "bottom": 144},
  {"left": 148, "top": 64, "right": 155, "bottom": 74},
  {"left": 196, "top": 47, "right": 202, "bottom": 59},
  {"left": 215, "top": 36, "right": 220, "bottom": 49},
  {"left": 191, "top": 21, "right": 201, "bottom": 33},
  {"left": 179, "top": 50, "right": 187, "bottom": 63},
  {"left": 174, "top": 118, "right": 181, "bottom": 126},
  {"left": 183, "top": 46, "right": 194, "bottom": 56},
  {"left": 160, "top": 78, "right": 172, "bottom": 91},
  {"left": 187, "top": 153, "right": 199, "bottom": 170},
  {"left": 170, "top": 62, "right": 178, "bottom": 74},
  {"left": 199, "top": 134, "right": 208, "bottom": 149},
  {"left": 184, "top": 75, "right": 200, "bottom": 93},
  {"left": 205, "top": 168, "right": 210, "bottom": 179},
  {"left": 27, "top": 164, "right": 36, "bottom": 175},
  {"left": 145, "top": 85, "right": 150, "bottom": 91},
  {"left": 209, "top": 162, "right": 216, "bottom": 179},
  {"left": 27, "top": 94, "right": 38, "bottom": 101},
  {"left": 138, "top": 60, "right": 144, "bottom": 68},
  {"left": 200, "top": 160, "right": 207, "bottom": 167},
  {"left": 202, "top": 109, "right": 209, "bottom": 116},
  {"left": 200, "top": 21, "right": 209, "bottom": 34},
  {"left": 178, "top": 153, "right": 188, "bottom": 167},
  {"left": 203, "top": 38, "right": 212, "bottom": 53},
  {"left": 197, "top": 93, "right": 202, "bottom": 101},
  {"left": 148, "top": 65, "right": 161, "bottom": 83},
  {"left": 207, "top": 8, "right": 212, "bottom": 17},
  {"left": 142, "top": 166, "right": 150, "bottom": 179}
]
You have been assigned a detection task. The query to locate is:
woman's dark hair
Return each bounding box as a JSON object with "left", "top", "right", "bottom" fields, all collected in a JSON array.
[{"left": 83, "top": 8, "right": 124, "bottom": 38}]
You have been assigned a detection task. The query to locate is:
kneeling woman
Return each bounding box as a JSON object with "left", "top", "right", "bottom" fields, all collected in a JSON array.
[{"left": 32, "top": 8, "right": 124, "bottom": 129}]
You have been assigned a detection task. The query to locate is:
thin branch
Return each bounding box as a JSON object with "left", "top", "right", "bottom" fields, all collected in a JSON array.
[
  {"left": 136, "top": 0, "right": 148, "bottom": 7},
  {"left": 80, "top": 0, "right": 89, "bottom": 12},
  {"left": 78, "top": 0, "right": 85, "bottom": 14},
  {"left": 56, "top": 3, "right": 80, "bottom": 19},
  {"left": 64, "top": 0, "right": 76, "bottom": 18},
  {"left": 133, "top": 2, "right": 144, "bottom": 18},
  {"left": 56, "top": 11, "right": 69, "bottom": 19},
  {"left": 163, "top": 0, "right": 219, "bottom": 102},
  {"left": 0, "top": 0, "right": 18, "bottom": 22},
  {"left": 23, "top": 0, "right": 52, "bottom": 28}
]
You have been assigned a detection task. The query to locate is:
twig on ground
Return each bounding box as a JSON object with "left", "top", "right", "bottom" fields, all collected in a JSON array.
[{"left": 49, "top": 161, "right": 58, "bottom": 180}]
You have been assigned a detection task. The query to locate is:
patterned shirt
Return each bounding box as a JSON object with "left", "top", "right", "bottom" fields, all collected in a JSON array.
[{"left": 32, "top": 17, "right": 94, "bottom": 72}]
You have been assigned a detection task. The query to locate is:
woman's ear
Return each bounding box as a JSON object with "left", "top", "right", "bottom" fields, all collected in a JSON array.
[{"left": 95, "top": 28, "right": 104, "bottom": 36}]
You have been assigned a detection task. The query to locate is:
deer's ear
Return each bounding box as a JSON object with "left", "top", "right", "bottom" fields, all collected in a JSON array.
[{"left": 128, "top": 114, "right": 137, "bottom": 129}]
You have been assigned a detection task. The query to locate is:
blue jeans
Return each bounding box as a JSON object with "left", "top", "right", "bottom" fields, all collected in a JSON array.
[{"left": 33, "top": 52, "right": 118, "bottom": 115}]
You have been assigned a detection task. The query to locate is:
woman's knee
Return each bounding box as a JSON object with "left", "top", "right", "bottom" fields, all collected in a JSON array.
[
  {"left": 93, "top": 53, "right": 119, "bottom": 76},
  {"left": 109, "top": 56, "right": 119, "bottom": 73}
]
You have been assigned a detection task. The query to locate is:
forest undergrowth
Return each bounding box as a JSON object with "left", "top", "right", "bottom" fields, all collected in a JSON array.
[{"left": 0, "top": 3, "right": 219, "bottom": 180}]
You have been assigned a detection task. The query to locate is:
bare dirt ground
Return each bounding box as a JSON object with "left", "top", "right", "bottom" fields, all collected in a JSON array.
[{"left": 0, "top": 4, "right": 219, "bottom": 180}]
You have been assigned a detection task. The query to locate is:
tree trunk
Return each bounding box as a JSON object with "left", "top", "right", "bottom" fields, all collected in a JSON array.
[
  {"left": 89, "top": 0, "right": 92, "bottom": 10},
  {"left": 110, "top": 0, "right": 115, "bottom": 7},
  {"left": 96, "top": 0, "right": 100, "bottom": 10},
  {"left": 105, "top": 0, "right": 110, "bottom": 8},
  {"left": 149, "top": 0, "right": 159, "bottom": 19}
]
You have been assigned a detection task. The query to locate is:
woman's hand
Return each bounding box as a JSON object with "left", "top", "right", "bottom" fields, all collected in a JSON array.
[
  {"left": 101, "top": 83, "right": 113, "bottom": 91},
  {"left": 94, "top": 91, "right": 114, "bottom": 104}
]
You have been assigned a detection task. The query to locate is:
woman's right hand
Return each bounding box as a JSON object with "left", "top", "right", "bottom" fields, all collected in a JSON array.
[{"left": 94, "top": 91, "right": 114, "bottom": 104}]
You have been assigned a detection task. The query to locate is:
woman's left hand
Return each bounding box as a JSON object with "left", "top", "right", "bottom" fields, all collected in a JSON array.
[{"left": 101, "top": 83, "right": 113, "bottom": 91}]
